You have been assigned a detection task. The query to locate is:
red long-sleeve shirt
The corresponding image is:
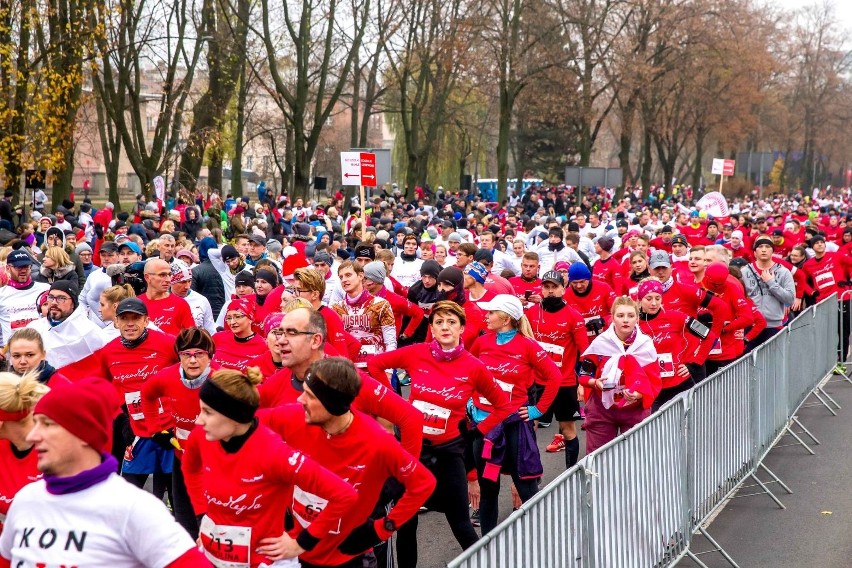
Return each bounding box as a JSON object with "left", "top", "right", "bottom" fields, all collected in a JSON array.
[
  {"left": 182, "top": 424, "right": 357, "bottom": 568},
  {"left": 593, "top": 256, "right": 625, "bottom": 295},
  {"left": 424, "top": 301, "right": 486, "bottom": 350},
  {"left": 564, "top": 281, "right": 617, "bottom": 339},
  {"left": 319, "top": 305, "right": 362, "bottom": 362},
  {"left": 638, "top": 310, "right": 708, "bottom": 389},
  {"left": 96, "top": 331, "right": 180, "bottom": 437},
  {"left": 579, "top": 351, "right": 662, "bottom": 410},
  {"left": 745, "top": 299, "right": 768, "bottom": 342},
  {"left": 0, "top": 441, "right": 40, "bottom": 532},
  {"left": 367, "top": 343, "right": 514, "bottom": 445},
  {"left": 802, "top": 252, "right": 852, "bottom": 298},
  {"left": 258, "top": 406, "right": 436, "bottom": 567},
  {"left": 660, "top": 279, "right": 729, "bottom": 359},
  {"left": 258, "top": 363, "right": 423, "bottom": 457},
  {"left": 376, "top": 287, "right": 424, "bottom": 337},
  {"left": 470, "top": 332, "right": 562, "bottom": 413},
  {"left": 139, "top": 294, "right": 195, "bottom": 337},
  {"left": 507, "top": 276, "right": 542, "bottom": 310},
  {"left": 527, "top": 303, "right": 589, "bottom": 387},
  {"left": 141, "top": 362, "right": 222, "bottom": 454},
  {"left": 703, "top": 281, "right": 753, "bottom": 361},
  {"left": 211, "top": 331, "right": 269, "bottom": 373}
]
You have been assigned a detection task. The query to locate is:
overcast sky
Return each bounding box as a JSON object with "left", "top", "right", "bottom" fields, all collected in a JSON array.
[{"left": 772, "top": 0, "right": 852, "bottom": 32}]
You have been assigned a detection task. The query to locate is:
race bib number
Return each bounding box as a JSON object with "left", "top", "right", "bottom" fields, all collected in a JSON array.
[
  {"left": 412, "top": 399, "right": 452, "bottom": 436},
  {"left": 658, "top": 353, "right": 675, "bottom": 378},
  {"left": 292, "top": 485, "right": 328, "bottom": 528},
  {"left": 199, "top": 516, "right": 251, "bottom": 568},
  {"left": 815, "top": 271, "right": 836, "bottom": 290},
  {"left": 538, "top": 341, "right": 565, "bottom": 368},
  {"left": 125, "top": 391, "right": 144, "bottom": 421},
  {"left": 709, "top": 338, "right": 722, "bottom": 356},
  {"left": 478, "top": 379, "right": 514, "bottom": 406}
]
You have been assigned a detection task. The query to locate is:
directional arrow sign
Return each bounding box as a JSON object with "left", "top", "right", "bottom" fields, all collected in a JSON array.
[{"left": 340, "top": 151, "right": 377, "bottom": 186}]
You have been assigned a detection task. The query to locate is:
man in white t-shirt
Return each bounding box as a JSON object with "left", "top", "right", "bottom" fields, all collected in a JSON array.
[
  {"left": 0, "top": 377, "right": 204, "bottom": 567},
  {"left": 0, "top": 250, "right": 49, "bottom": 349}
]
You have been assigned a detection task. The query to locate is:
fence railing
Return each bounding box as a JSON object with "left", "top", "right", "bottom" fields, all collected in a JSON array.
[{"left": 447, "top": 296, "right": 840, "bottom": 568}]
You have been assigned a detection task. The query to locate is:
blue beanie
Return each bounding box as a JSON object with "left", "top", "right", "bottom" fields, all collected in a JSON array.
[
  {"left": 198, "top": 237, "right": 218, "bottom": 261},
  {"left": 567, "top": 262, "right": 592, "bottom": 282}
]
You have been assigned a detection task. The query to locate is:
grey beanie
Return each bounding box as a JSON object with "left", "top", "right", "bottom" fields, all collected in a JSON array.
[
  {"left": 75, "top": 243, "right": 93, "bottom": 255},
  {"left": 363, "top": 261, "right": 387, "bottom": 284},
  {"left": 266, "top": 239, "right": 283, "bottom": 254},
  {"left": 447, "top": 232, "right": 463, "bottom": 243}
]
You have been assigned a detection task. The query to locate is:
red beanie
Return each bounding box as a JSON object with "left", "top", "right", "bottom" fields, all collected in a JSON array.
[
  {"left": 33, "top": 377, "right": 121, "bottom": 453},
  {"left": 282, "top": 254, "right": 309, "bottom": 277}
]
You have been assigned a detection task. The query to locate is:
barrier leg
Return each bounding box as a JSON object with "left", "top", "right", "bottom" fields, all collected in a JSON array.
[
  {"left": 734, "top": 471, "right": 786, "bottom": 509},
  {"left": 791, "top": 416, "right": 821, "bottom": 445},
  {"left": 781, "top": 423, "right": 816, "bottom": 454},
  {"left": 815, "top": 386, "right": 842, "bottom": 411},
  {"left": 683, "top": 549, "right": 712, "bottom": 568},
  {"left": 758, "top": 463, "right": 793, "bottom": 494},
  {"left": 697, "top": 526, "right": 741, "bottom": 568}
]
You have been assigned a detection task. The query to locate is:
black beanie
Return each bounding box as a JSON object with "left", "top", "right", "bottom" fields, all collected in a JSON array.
[
  {"left": 50, "top": 280, "right": 79, "bottom": 309},
  {"left": 420, "top": 260, "right": 442, "bottom": 279}
]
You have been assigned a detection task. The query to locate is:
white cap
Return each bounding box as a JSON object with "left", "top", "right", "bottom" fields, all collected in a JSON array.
[
  {"left": 478, "top": 294, "right": 524, "bottom": 321},
  {"left": 731, "top": 230, "right": 743, "bottom": 239}
]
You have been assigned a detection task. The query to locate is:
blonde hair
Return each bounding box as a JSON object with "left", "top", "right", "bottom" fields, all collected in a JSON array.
[
  {"left": 145, "top": 239, "right": 159, "bottom": 258},
  {"left": 101, "top": 284, "right": 136, "bottom": 305},
  {"left": 494, "top": 310, "right": 535, "bottom": 340},
  {"left": 0, "top": 371, "right": 49, "bottom": 415},
  {"left": 375, "top": 249, "right": 395, "bottom": 264},
  {"left": 282, "top": 298, "right": 313, "bottom": 313},
  {"left": 7, "top": 328, "right": 45, "bottom": 353},
  {"left": 43, "top": 246, "right": 72, "bottom": 268},
  {"left": 210, "top": 367, "right": 263, "bottom": 409},
  {"left": 611, "top": 295, "right": 639, "bottom": 316}
]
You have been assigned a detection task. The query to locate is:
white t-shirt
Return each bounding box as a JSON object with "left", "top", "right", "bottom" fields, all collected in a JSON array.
[
  {"left": 0, "top": 282, "right": 50, "bottom": 347},
  {"left": 0, "top": 474, "right": 195, "bottom": 567}
]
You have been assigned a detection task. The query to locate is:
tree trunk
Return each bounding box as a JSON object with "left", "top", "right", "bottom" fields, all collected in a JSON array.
[
  {"left": 496, "top": 86, "right": 513, "bottom": 203},
  {"left": 232, "top": 64, "right": 248, "bottom": 198}
]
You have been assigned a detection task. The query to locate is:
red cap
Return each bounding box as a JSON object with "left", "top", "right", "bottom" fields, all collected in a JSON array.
[{"left": 33, "top": 378, "right": 121, "bottom": 453}]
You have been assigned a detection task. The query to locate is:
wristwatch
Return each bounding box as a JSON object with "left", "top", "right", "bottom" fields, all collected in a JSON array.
[{"left": 383, "top": 517, "right": 397, "bottom": 533}]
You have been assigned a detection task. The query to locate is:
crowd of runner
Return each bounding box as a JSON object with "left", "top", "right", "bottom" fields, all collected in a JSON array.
[{"left": 0, "top": 183, "right": 849, "bottom": 567}]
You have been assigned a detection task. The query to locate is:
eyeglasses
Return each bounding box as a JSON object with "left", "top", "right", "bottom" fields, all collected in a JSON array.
[
  {"left": 271, "top": 328, "right": 317, "bottom": 339},
  {"left": 46, "top": 295, "right": 71, "bottom": 303},
  {"left": 147, "top": 272, "right": 172, "bottom": 279},
  {"left": 178, "top": 350, "right": 208, "bottom": 360},
  {"left": 225, "top": 314, "right": 247, "bottom": 322},
  {"left": 291, "top": 287, "right": 310, "bottom": 295}
]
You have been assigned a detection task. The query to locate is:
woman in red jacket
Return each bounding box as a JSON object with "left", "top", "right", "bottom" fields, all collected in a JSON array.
[
  {"left": 702, "top": 262, "right": 755, "bottom": 376},
  {"left": 469, "top": 294, "right": 562, "bottom": 535},
  {"left": 367, "top": 301, "right": 513, "bottom": 566},
  {"left": 141, "top": 327, "right": 221, "bottom": 540},
  {"left": 579, "top": 296, "right": 661, "bottom": 453},
  {"left": 0, "top": 371, "right": 49, "bottom": 532},
  {"left": 637, "top": 279, "right": 713, "bottom": 411},
  {"left": 182, "top": 367, "right": 357, "bottom": 568},
  {"left": 211, "top": 297, "right": 268, "bottom": 372}
]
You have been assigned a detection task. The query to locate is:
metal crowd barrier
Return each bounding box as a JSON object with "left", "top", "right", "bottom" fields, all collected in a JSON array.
[{"left": 447, "top": 296, "right": 840, "bottom": 568}]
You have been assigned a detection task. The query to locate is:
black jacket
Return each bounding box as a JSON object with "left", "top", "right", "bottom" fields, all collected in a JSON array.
[{"left": 191, "top": 258, "right": 226, "bottom": 318}]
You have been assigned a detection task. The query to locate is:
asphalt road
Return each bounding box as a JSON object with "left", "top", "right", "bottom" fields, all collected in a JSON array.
[
  {"left": 413, "top": 374, "right": 852, "bottom": 568},
  {"left": 411, "top": 419, "right": 584, "bottom": 568},
  {"left": 680, "top": 374, "right": 852, "bottom": 568}
]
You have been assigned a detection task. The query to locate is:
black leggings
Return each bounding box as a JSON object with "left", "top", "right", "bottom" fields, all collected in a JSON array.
[
  {"left": 396, "top": 441, "right": 478, "bottom": 568},
  {"left": 171, "top": 458, "right": 199, "bottom": 539},
  {"left": 473, "top": 420, "right": 539, "bottom": 535}
]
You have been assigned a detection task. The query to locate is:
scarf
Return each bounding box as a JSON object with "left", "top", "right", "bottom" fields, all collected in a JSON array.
[
  {"left": 35, "top": 360, "right": 57, "bottom": 384},
  {"left": 345, "top": 288, "right": 373, "bottom": 309},
  {"left": 180, "top": 365, "right": 211, "bottom": 389},
  {"left": 661, "top": 276, "right": 675, "bottom": 293},
  {"left": 45, "top": 454, "right": 118, "bottom": 495},
  {"left": 548, "top": 241, "right": 565, "bottom": 252},
  {"left": 7, "top": 277, "right": 33, "bottom": 290},
  {"left": 121, "top": 329, "right": 149, "bottom": 349},
  {"left": 584, "top": 325, "right": 656, "bottom": 409},
  {"left": 429, "top": 340, "right": 465, "bottom": 362},
  {"left": 400, "top": 252, "right": 417, "bottom": 262},
  {"left": 630, "top": 269, "right": 651, "bottom": 283},
  {"left": 496, "top": 329, "right": 518, "bottom": 345}
]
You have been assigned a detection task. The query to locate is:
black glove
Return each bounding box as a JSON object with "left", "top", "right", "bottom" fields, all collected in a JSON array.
[
  {"left": 95, "top": 224, "right": 104, "bottom": 239},
  {"left": 152, "top": 429, "right": 176, "bottom": 450},
  {"left": 585, "top": 317, "right": 604, "bottom": 334},
  {"left": 338, "top": 520, "right": 382, "bottom": 556},
  {"left": 114, "top": 406, "right": 135, "bottom": 447}
]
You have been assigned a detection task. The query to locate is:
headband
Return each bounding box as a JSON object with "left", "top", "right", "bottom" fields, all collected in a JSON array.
[
  {"left": 199, "top": 379, "right": 257, "bottom": 424},
  {"left": 305, "top": 372, "right": 354, "bottom": 417},
  {"left": 0, "top": 408, "right": 30, "bottom": 421},
  {"left": 638, "top": 279, "right": 664, "bottom": 299}
]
